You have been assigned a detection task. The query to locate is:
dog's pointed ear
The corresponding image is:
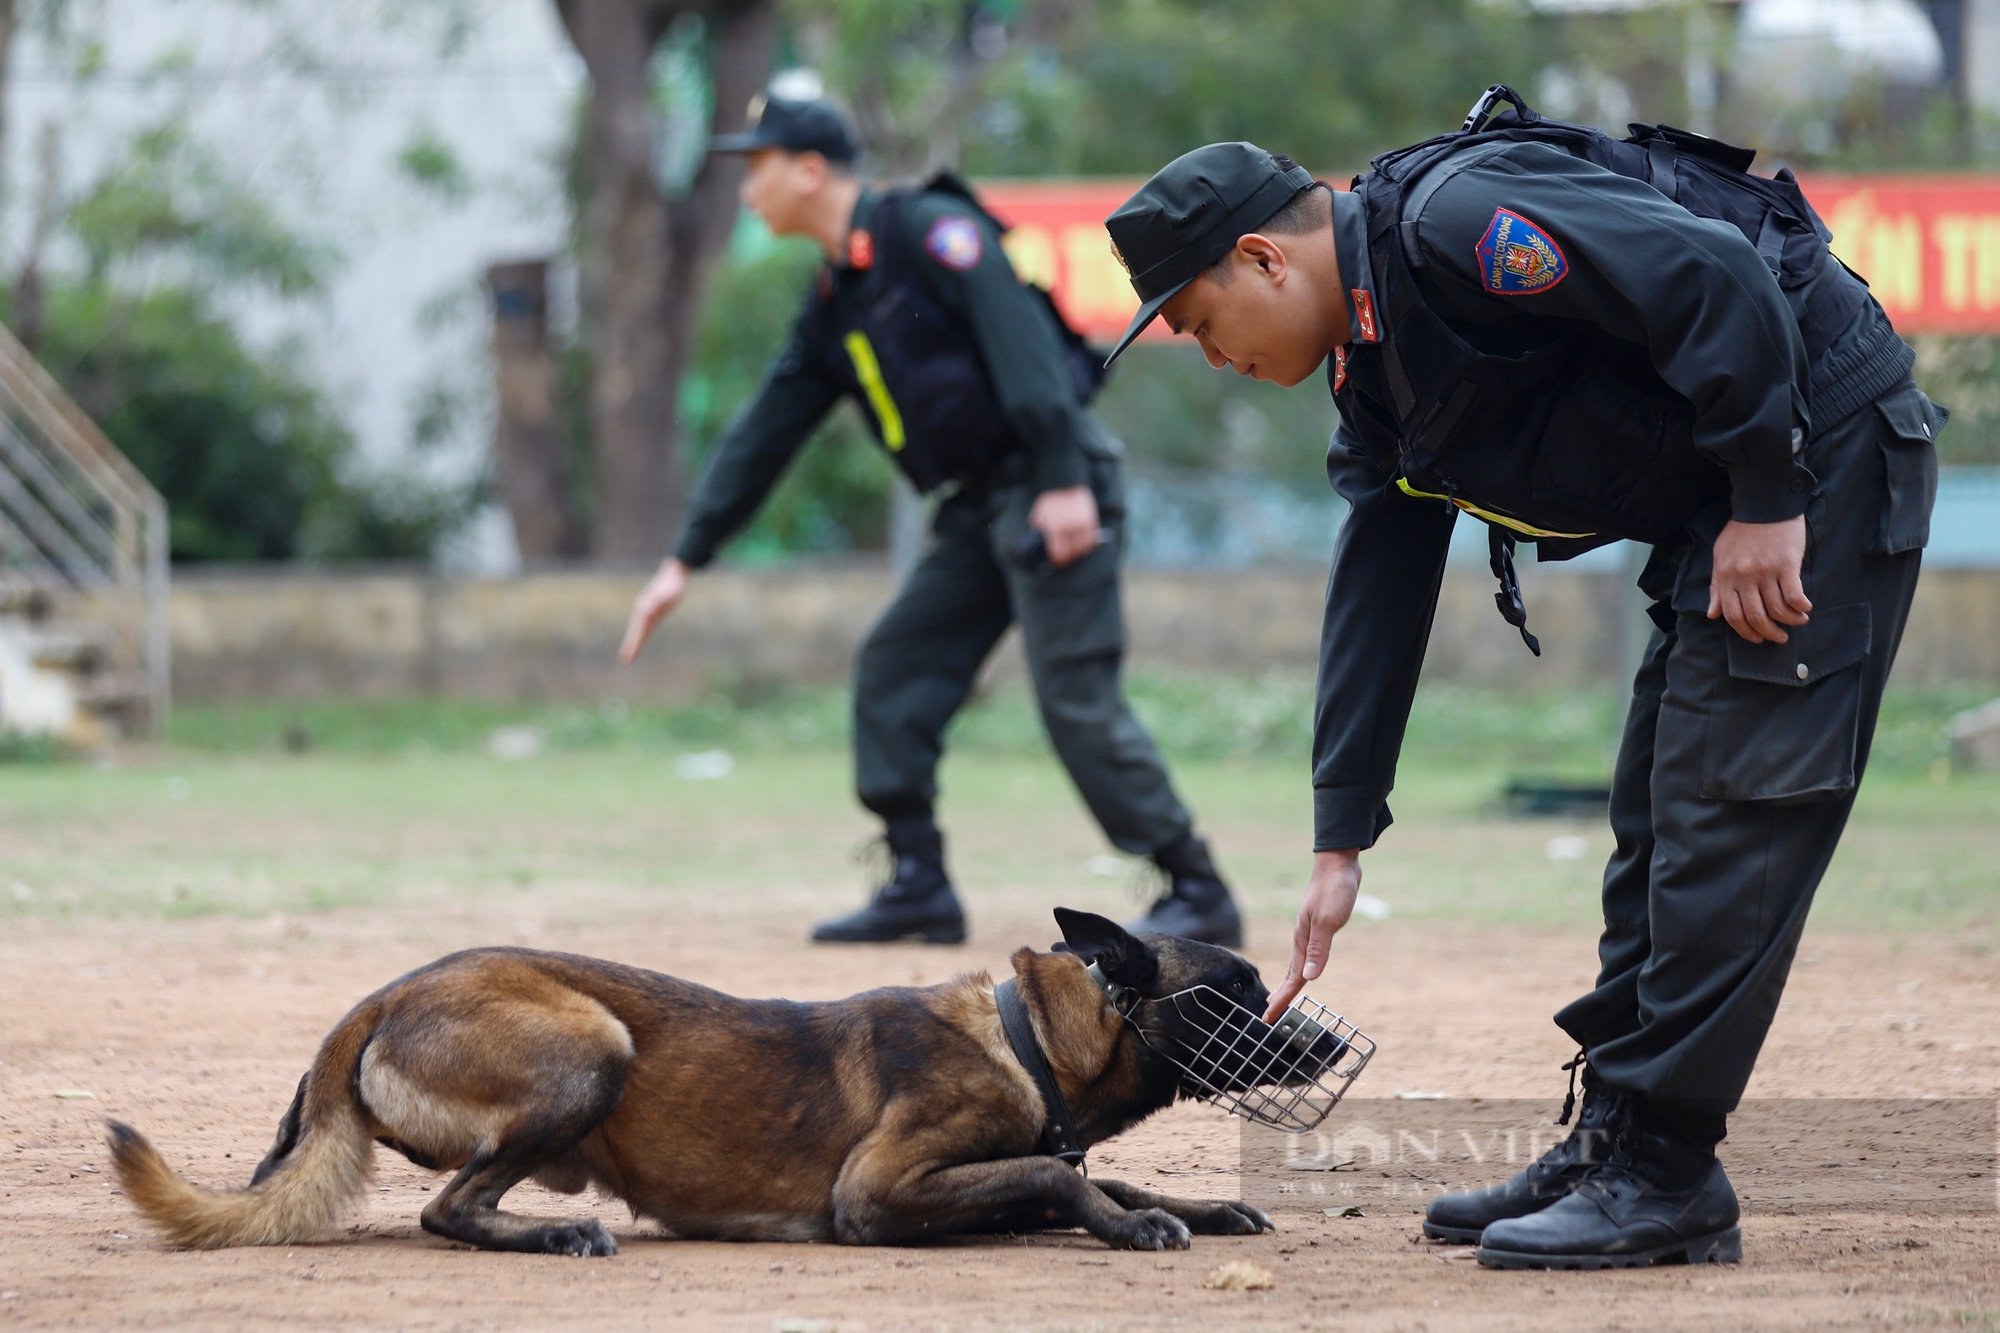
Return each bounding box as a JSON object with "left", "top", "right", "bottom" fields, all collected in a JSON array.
[{"left": 1053, "top": 908, "right": 1156, "bottom": 986}]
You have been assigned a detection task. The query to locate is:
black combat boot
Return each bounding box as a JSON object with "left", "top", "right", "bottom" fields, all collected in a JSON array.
[
  {"left": 1475, "top": 1106, "right": 1741, "bottom": 1270},
  {"left": 810, "top": 821, "right": 967, "bottom": 945},
  {"left": 1424, "top": 1056, "right": 1627, "bottom": 1244},
  {"left": 1124, "top": 833, "right": 1243, "bottom": 947}
]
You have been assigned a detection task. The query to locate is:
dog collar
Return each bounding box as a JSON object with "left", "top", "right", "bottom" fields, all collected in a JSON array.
[{"left": 994, "top": 979, "right": 1087, "bottom": 1172}]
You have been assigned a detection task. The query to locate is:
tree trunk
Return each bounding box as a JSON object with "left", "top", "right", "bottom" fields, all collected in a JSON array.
[
  {"left": 557, "top": 0, "right": 776, "bottom": 564},
  {"left": 485, "top": 259, "right": 586, "bottom": 562}
]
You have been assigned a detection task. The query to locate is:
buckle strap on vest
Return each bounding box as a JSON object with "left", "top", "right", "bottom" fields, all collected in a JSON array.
[{"left": 1488, "top": 529, "right": 1543, "bottom": 657}]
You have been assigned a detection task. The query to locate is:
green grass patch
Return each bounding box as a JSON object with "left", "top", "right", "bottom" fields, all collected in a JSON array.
[
  {"left": 4, "top": 679, "right": 1993, "bottom": 938},
  {"left": 162, "top": 673, "right": 1993, "bottom": 778},
  {"left": 0, "top": 730, "right": 72, "bottom": 764}
]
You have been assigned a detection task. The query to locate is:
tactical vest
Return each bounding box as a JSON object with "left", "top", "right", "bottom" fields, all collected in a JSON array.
[
  {"left": 1339, "top": 85, "right": 1914, "bottom": 651},
  {"left": 810, "top": 175, "right": 1106, "bottom": 494}
]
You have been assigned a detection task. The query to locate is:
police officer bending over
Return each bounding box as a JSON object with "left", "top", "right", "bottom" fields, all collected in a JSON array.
[
  {"left": 621, "top": 93, "right": 1243, "bottom": 947},
  {"left": 1107, "top": 88, "right": 1939, "bottom": 1268}
]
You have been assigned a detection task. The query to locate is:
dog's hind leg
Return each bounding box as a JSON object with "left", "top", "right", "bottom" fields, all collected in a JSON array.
[
  {"left": 420, "top": 1136, "right": 621, "bottom": 1257},
  {"left": 357, "top": 961, "right": 636, "bottom": 1257},
  {"left": 403, "top": 1049, "right": 629, "bottom": 1256}
]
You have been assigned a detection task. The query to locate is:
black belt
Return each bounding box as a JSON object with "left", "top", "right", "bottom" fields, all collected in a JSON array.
[{"left": 994, "top": 979, "right": 1086, "bottom": 1171}]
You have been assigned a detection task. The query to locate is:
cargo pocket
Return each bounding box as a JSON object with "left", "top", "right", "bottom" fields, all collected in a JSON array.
[
  {"left": 1869, "top": 384, "right": 1941, "bottom": 555},
  {"left": 1701, "top": 604, "right": 1871, "bottom": 804}
]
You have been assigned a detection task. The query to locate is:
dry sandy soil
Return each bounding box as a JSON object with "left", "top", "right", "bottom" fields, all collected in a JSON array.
[{"left": 3, "top": 896, "right": 1996, "bottom": 1332}]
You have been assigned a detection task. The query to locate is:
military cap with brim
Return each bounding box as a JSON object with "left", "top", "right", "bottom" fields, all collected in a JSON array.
[
  {"left": 711, "top": 94, "right": 858, "bottom": 164},
  {"left": 1103, "top": 142, "right": 1315, "bottom": 364}
]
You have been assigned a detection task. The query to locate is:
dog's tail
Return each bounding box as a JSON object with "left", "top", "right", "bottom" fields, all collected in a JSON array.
[{"left": 107, "top": 1003, "right": 379, "bottom": 1248}]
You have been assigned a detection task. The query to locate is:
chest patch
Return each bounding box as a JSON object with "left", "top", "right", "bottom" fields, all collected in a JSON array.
[
  {"left": 1476, "top": 208, "right": 1568, "bottom": 295},
  {"left": 1333, "top": 344, "right": 1348, "bottom": 392},
  {"left": 924, "top": 216, "right": 984, "bottom": 270}
]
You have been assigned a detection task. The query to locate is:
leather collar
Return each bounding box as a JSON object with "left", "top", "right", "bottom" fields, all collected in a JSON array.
[{"left": 994, "top": 979, "right": 1086, "bottom": 1171}]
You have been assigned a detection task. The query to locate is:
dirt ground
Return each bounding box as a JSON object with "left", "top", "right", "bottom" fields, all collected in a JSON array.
[{"left": 3, "top": 894, "right": 1996, "bottom": 1332}]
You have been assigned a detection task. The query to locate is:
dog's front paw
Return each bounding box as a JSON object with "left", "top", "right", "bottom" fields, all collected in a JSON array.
[
  {"left": 1110, "top": 1208, "right": 1192, "bottom": 1252},
  {"left": 1184, "top": 1200, "right": 1275, "bottom": 1236},
  {"left": 1221, "top": 1200, "right": 1275, "bottom": 1234},
  {"left": 539, "top": 1219, "right": 619, "bottom": 1258}
]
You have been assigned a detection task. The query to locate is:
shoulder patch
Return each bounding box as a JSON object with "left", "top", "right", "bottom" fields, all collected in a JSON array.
[
  {"left": 924, "top": 215, "right": 984, "bottom": 270},
  {"left": 1475, "top": 208, "right": 1568, "bottom": 296}
]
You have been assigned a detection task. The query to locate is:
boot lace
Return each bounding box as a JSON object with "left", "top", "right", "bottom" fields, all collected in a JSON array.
[
  {"left": 851, "top": 835, "right": 897, "bottom": 896},
  {"left": 1556, "top": 1047, "right": 1589, "bottom": 1127},
  {"left": 1128, "top": 857, "right": 1172, "bottom": 907}
]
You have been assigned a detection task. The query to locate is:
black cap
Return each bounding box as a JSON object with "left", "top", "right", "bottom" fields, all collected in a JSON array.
[
  {"left": 1103, "top": 143, "right": 1315, "bottom": 364},
  {"left": 711, "top": 93, "right": 859, "bottom": 164}
]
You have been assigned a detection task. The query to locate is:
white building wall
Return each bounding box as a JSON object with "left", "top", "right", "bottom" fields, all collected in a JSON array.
[
  {"left": 4, "top": 0, "right": 583, "bottom": 570},
  {"left": 1971, "top": 0, "right": 2000, "bottom": 113}
]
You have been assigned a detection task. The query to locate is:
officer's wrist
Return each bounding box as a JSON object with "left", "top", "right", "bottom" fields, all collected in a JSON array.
[
  {"left": 1726, "top": 460, "right": 1813, "bottom": 524},
  {"left": 672, "top": 540, "right": 716, "bottom": 572},
  {"left": 1027, "top": 437, "right": 1088, "bottom": 492},
  {"left": 1312, "top": 785, "right": 1389, "bottom": 854}
]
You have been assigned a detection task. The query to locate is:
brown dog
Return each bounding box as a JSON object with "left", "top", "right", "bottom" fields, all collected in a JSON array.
[{"left": 108, "top": 910, "right": 1306, "bottom": 1255}]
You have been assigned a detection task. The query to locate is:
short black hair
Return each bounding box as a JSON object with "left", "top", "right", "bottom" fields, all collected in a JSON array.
[{"left": 1200, "top": 160, "right": 1331, "bottom": 285}]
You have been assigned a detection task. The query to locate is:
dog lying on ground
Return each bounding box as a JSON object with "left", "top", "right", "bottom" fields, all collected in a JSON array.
[{"left": 108, "top": 909, "right": 1338, "bottom": 1256}]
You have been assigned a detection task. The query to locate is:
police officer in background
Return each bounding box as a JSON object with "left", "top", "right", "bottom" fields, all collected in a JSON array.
[
  {"left": 621, "top": 92, "right": 1244, "bottom": 948},
  {"left": 1105, "top": 89, "right": 1939, "bottom": 1268}
]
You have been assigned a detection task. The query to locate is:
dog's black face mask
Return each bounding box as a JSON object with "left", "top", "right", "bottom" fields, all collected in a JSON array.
[{"left": 1052, "top": 909, "right": 1347, "bottom": 1095}]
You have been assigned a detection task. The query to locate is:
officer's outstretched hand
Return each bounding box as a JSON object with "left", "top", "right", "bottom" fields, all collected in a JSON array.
[
  {"left": 1708, "top": 515, "right": 1811, "bottom": 645},
  {"left": 1264, "top": 849, "right": 1362, "bottom": 1022},
  {"left": 1029, "top": 485, "right": 1102, "bottom": 568},
  {"left": 619, "top": 557, "right": 692, "bottom": 665}
]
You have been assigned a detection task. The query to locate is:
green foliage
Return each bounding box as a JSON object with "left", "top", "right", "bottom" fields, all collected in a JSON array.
[
  {"left": 395, "top": 126, "right": 472, "bottom": 206},
  {"left": 0, "top": 730, "right": 68, "bottom": 764},
  {"left": 39, "top": 284, "right": 332, "bottom": 561},
  {"left": 64, "top": 125, "right": 332, "bottom": 299},
  {"left": 1092, "top": 344, "right": 1336, "bottom": 490},
  {"left": 1914, "top": 337, "right": 2000, "bottom": 466},
  {"left": 29, "top": 280, "right": 466, "bottom": 562},
  {"left": 11, "top": 80, "right": 478, "bottom": 564},
  {"left": 964, "top": 0, "right": 1551, "bottom": 178}
]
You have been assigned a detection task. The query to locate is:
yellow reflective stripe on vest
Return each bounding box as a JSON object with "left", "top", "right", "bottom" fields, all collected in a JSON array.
[
  {"left": 1394, "top": 477, "right": 1594, "bottom": 541},
  {"left": 843, "top": 331, "right": 906, "bottom": 451}
]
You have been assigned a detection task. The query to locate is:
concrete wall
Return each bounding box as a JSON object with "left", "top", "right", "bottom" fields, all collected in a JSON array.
[{"left": 164, "top": 562, "right": 2000, "bottom": 704}]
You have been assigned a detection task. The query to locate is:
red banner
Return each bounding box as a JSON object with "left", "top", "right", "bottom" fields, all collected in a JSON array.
[
  {"left": 983, "top": 182, "right": 1152, "bottom": 343},
  {"left": 982, "top": 175, "right": 2000, "bottom": 340},
  {"left": 1800, "top": 176, "right": 2000, "bottom": 336}
]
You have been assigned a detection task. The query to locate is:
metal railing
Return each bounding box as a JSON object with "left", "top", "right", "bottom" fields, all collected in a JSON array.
[{"left": 0, "top": 321, "right": 169, "bottom": 734}]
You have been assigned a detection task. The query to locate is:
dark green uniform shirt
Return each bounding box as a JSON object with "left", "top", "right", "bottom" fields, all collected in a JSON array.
[{"left": 674, "top": 187, "right": 1110, "bottom": 569}]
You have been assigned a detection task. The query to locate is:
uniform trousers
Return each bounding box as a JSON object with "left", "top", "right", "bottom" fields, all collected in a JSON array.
[
  {"left": 852, "top": 451, "right": 1194, "bottom": 855},
  {"left": 1554, "top": 379, "right": 1941, "bottom": 1131}
]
